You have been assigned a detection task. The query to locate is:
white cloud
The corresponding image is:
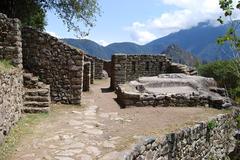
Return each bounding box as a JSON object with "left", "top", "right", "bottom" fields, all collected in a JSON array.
[
  {"left": 46, "top": 31, "right": 61, "bottom": 38},
  {"left": 98, "top": 40, "right": 110, "bottom": 46},
  {"left": 130, "top": 30, "right": 157, "bottom": 44},
  {"left": 126, "top": 0, "right": 240, "bottom": 44},
  {"left": 125, "top": 22, "right": 157, "bottom": 44}
]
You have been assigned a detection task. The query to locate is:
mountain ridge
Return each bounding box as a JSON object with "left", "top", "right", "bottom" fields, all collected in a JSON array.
[{"left": 63, "top": 21, "right": 233, "bottom": 62}]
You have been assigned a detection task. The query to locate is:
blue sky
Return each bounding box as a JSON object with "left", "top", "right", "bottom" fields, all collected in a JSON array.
[{"left": 45, "top": 0, "right": 231, "bottom": 46}]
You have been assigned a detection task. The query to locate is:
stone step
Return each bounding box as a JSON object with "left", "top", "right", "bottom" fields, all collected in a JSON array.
[
  {"left": 37, "top": 81, "right": 44, "bottom": 86},
  {"left": 23, "top": 73, "right": 33, "bottom": 79},
  {"left": 37, "top": 82, "right": 49, "bottom": 89},
  {"left": 24, "top": 96, "right": 49, "bottom": 102},
  {"left": 22, "top": 107, "right": 50, "bottom": 113},
  {"left": 25, "top": 88, "right": 49, "bottom": 96},
  {"left": 190, "top": 71, "right": 198, "bottom": 75},
  {"left": 24, "top": 101, "right": 49, "bottom": 108}
]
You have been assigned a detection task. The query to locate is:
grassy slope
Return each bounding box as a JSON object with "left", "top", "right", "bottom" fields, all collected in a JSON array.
[{"left": 0, "top": 113, "right": 49, "bottom": 160}]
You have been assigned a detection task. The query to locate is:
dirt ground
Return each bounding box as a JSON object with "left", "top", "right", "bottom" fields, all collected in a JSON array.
[{"left": 9, "top": 79, "right": 227, "bottom": 160}]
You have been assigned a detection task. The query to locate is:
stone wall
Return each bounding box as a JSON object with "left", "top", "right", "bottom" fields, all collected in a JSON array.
[
  {"left": 125, "top": 108, "right": 240, "bottom": 160},
  {"left": 0, "top": 13, "right": 22, "bottom": 68},
  {"left": 111, "top": 54, "right": 198, "bottom": 89},
  {"left": 116, "top": 87, "right": 218, "bottom": 108},
  {"left": 22, "top": 27, "right": 84, "bottom": 104},
  {"left": 0, "top": 69, "right": 23, "bottom": 144},
  {"left": 83, "top": 62, "right": 91, "bottom": 92},
  {"left": 111, "top": 54, "right": 171, "bottom": 89},
  {"left": 84, "top": 55, "right": 95, "bottom": 84},
  {"left": 85, "top": 54, "right": 106, "bottom": 80},
  {"left": 95, "top": 58, "right": 104, "bottom": 79}
]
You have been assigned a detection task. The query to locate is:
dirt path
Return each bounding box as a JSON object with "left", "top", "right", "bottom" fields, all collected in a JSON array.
[{"left": 10, "top": 79, "right": 226, "bottom": 160}]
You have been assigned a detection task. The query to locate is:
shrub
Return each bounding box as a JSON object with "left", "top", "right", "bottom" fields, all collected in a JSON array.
[
  {"left": 197, "top": 60, "right": 240, "bottom": 101},
  {"left": 207, "top": 120, "right": 217, "bottom": 130}
]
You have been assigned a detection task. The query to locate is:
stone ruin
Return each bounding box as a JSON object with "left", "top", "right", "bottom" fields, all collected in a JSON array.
[
  {"left": 110, "top": 54, "right": 232, "bottom": 108},
  {"left": 111, "top": 54, "right": 196, "bottom": 89},
  {"left": 0, "top": 12, "right": 109, "bottom": 143},
  {"left": 116, "top": 74, "right": 231, "bottom": 108}
]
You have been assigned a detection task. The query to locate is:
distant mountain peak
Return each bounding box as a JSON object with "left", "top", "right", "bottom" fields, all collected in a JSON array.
[
  {"left": 63, "top": 21, "right": 234, "bottom": 62},
  {"left": 161, "top": 44, "right": 198, "bottom": 66},
  {"left": 167, "top": 44, "right": 181, "bottom": 50}
]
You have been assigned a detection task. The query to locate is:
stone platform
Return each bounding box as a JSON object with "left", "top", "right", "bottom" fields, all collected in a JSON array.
[{"left": 116, "top": 74, "right": 232, "bottom": 108}]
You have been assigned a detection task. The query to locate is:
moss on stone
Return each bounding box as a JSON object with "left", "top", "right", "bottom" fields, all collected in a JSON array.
[{"left": 0, "top": 60, "right": 14, "bottom": 72}]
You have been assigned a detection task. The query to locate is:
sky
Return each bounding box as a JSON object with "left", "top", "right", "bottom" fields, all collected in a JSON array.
[{"left": 45, "top": 0, "right": 237, "bottom": 46}]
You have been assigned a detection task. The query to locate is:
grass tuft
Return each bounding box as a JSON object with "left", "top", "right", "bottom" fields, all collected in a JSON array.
[
  {"left": 0, "top": 60, "right": 13, "bottom": 72},
  {"left": 0, "top": 113, "right": 48, "bottom": 160}
]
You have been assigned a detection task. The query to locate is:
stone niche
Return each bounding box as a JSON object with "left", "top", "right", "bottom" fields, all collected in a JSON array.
[
  {"left": 22, "top": 27, "right": 84, "bottom": 104},
  {"left": 0, "top": 69, "right": 23, "bottom": 144},
  {"left": 116, "top": 74, "right": 231, "bottom": 108}
]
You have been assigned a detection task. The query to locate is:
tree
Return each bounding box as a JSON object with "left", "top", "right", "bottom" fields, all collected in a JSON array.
[
  {"left": 217, "top": 0, "right": 240, "bottom": 77},
  {"left": 197, "top": 60, "right": 240, "bottom": 101},
  {"left": 0, "top": 0, "right": 100, "bottom": 36},
  {"left": 0, "top": 0, "right": 46, "bottom": 30}
]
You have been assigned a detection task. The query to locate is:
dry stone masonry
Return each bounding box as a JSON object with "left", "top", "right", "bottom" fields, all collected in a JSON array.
[
  {"left": 116, "top": 74, "right": 231, "bottom": 108},
  {"left": 0, "top": 13, "right": 22, "bottom": 68},
  {"left": 94, "top": 58, "right": 104, "bottom": 79},
  {"left": 84, "top": 55, "right": 95, "bottom": 85},
  {"left": 125, "top": 109, "right": 240, "bottom": 160},
  {"left": 23, "top": 72, "right": 50, "bottom": 113},
  {"left": 0, "top": 69, "right": 23, "bottom": 144},
  {"left": 83, "top": 62, "right": 91, "bottom": 92},
  {"left": 22, "top": 27, "right": 84, "bottom": 104},
  {"left": 111, "top": 54, "right": 196, "bottom": 89}
]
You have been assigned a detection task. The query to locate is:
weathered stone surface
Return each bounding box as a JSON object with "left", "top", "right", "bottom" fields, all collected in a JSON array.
[
  {"left": 116, "top": 74, "right": 231, "bottom": 108},
  {"left": 111, "top": 54, "right": 196, "bottom": 89},
  {"left": 22, "top": 27, "right": 84, "bottom": 104},
  {"left": 125, "top": 109, "right": 240, "bottom": 160},
  {"left": 83, "top": 62, "right": 91, "bottom": 91},
  {"left": 0, "top": 13, "right": 22, "bottom": 68},
  {"left": 0, "top": 69, "right": 23, "bottom": 144}
]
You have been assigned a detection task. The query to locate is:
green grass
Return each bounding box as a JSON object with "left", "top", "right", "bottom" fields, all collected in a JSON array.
[
  {"left": 235, "top": 97, "right": 240, "bottom": 104},
  {"left": 237, "top": 115, "right": 240, "bottom": 129},
  {"left": 0, "top": 113, "right": 49, "bottom": 160},
  {"left": 0, "top": 60, "right": 13, "bottom": 72},
  {"left": 207, "top": 119, "right": 217, "bottom": 130}
]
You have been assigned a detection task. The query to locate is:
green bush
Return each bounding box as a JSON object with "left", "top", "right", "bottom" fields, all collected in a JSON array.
[
  {"left": 207, "top": 120, "right": 217, "bottom": 130},
  {"left": 197, "top": 60, "right": 240, "bottom": 101}
]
